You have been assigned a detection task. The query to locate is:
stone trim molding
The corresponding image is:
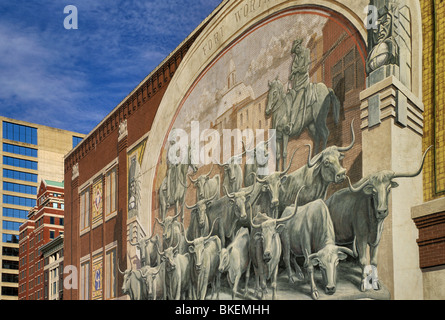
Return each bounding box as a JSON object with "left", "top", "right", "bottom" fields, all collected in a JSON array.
[{"left": 412, "top": 197, "right": 445, "bottom": 269}]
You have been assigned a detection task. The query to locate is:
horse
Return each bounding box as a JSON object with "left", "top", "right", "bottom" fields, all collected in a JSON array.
[
  {"left": 265, "top": 78, "right": 340, "bottom": 171},
  {"left": 159, "top": 146, "right": 198, "bottom": 222}
]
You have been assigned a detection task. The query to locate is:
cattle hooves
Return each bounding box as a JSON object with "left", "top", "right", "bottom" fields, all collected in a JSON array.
[
  {"left": 372, "top": 280, "right": 381, "bottom": 291},
  {"left": 296, "top": 271, "right": 304, "bottom": 281},
  {"left": 360, "top": 282, "right": 367, "bottom": 292},
  {"left": 311, "top": 290, "right": 320, "bottom": 300}
]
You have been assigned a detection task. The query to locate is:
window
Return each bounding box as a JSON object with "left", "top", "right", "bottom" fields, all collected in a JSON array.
[
  {"left": 2, "top": 259, "right": 18, "bottom": 270},
  {"left": 3, "top": 182, "right": 37, "bottom": 195},
  {"left": 3, "top": 169, "right": 38, "bottom": 182},
  {"left": 60, "top": 218, "right": 64, "bottom": 226},
  {"left": 3, "top": 156, "right": 38, "bottom": 170},
  {"left": 1, "top": 287, "right": 18, "bottom": 296},
  {"left": 105, "top": 168, "right": 117, "bottom": 216},
  {"left": 50, "top": 231, "right": 55, "bottom": 239},
  {"left": 2, "top": 247, "right": 19, "bottom": 257},
  {"left": 80, "top": 261, "right": 90, "bottom": 300},
  {"left": 331, "top": 47, "right": 365, "bottom": 94},
  {"left": 2, "top": 273, "right": 18, "bottom": 283},
  {"left": 3, "top": 208, "right": 28, "bottom": 219},
  {"left": 50, "top": 217, "right": 55, "bottom": 224},
  {"left": 73, "top": 136, "right": 83, "bottom": 148},
  {"left": 3, "top": 195, "right": 36, "bottom": 207},
  {"left": 3, "top": 143, "right": 37, "bottom": 157},
  {"left": 80, "top": 189, "right": 90, "bottom": 231},
  {"left": 105, "top": 248, "right": 117, "bottom": 299},
  {"left": 3, "top": 234, "right": 19, "bottom": 244},
  {"left": 2, "top": 122, "right": 37, "bottom": 145},
  {"left": 2, "top": 221, "right": 22, "bottom": 231}
]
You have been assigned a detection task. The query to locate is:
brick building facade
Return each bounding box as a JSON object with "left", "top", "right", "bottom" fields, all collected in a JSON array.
[
  {"left": 62, "top": 23, "right": 210, "bottom": 299},
  {"left": 63, "top": 0, "right": 445, "bottom": 300},
  {"left": 18, "top": 180, "right": 65, "bottom": 300}
]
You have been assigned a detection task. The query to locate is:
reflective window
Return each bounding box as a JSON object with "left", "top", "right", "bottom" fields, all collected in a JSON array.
[
  {"left": 2, "top": 221, "right": 22, "bottom": 231},
  {"left": 3, "top": 195, "right": 36, "bottom": 207},
  {"left": 2, "top": 234, "right": 19, "bottom": 244},
  {"left": 3, "top": 143, "right": 38, "bottom": 157},
  {"left": 3, "top": 169, "right": 38, "bottom": 182},
  {"left": 3, "top": 182, "right": 37, "bottom": 195},
  {"left": 3, "top": 156, "right": 38, "bottom": 170},
  {"left": 2, "top": 122, "right": 37, "bottom": 145},
  {"left": 73, "top": 136, "right": 83, "bottom": 148},
  {"left": 3, "top": 208, "right": 28, "bottom": 219}
]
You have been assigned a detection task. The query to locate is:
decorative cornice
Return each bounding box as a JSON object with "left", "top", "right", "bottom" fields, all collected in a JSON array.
[
  {"left": 72, "top": 163, "right": 79, "bottom": 181},
  {"left": 63, "top": 25, "right": 208, "bottom": 171}
]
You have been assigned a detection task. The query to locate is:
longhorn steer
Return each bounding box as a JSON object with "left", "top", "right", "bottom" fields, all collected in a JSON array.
[
  {"left": 157, "top": 242, "right": 192, "bottom": 300},
  {"left": 156, "top": 212, "right": 187, "bottom": 253},
  {"left": 249, "top": 189, "right": 301, "bottom": 300},
  {"left": 325, "top": 146, "right": 431, "bottom": 292},
  {"left": 185, "top": 190, "right": 218, "bottom": 240},
  {"left": 205, "top": 184, "right": 254, "bottom": 247},
  {"left": 243, "top": 133, "right": 275, "bottom": 187},
  {"left": 119, "top": 266, "right": 148, "bottom": 300},
  {"left": 217, "top": 154, "right": 244, "bottom": 194},
  {"left": 185, "top": 219, "right": 222, "bottom": 300},
  {"left": 250, "top": 148, "right": 299, "bottom": 219},
  {"left": 129, "top": 221, "right": 161, "bottom": 267},
  {"left": 278, "top": 120, "right": 355, "bottom": 214},
  {"left": 189, "top": 164, "right": 221, "bottom": 201},
  {"left": 218, "top": 227, "right": 251, "bottom": 299},
  {"left": 280, "top": 195, "right": 354, "bottom": 300},
  {"left": 141, "top": 263, "right": 166, "bottom": 300}
]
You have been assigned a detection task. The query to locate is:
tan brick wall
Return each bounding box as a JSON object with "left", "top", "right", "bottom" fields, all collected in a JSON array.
[{"left": 422, "top": 0, "right": 445, "bottom": 201}]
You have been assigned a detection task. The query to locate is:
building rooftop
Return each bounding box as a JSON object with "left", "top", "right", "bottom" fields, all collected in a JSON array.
[{"left": 44, "top": 180, "right": 64, "bottom": 188}]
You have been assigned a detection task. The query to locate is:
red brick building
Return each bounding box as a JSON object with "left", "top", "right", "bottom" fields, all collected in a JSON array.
[
  {"left": 62, "top": 0, "right": 445, "bottom": 300},
  {"left": 62, "top": 23, "right": 210, "bottom": 299},
  {"left": 18, "top": 180, "right": 65, "bottom": 300}
]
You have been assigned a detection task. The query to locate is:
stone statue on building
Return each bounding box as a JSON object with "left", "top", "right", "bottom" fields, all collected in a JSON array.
[{"left": 366, "top": 5, "right": 399, "bottom": 74}]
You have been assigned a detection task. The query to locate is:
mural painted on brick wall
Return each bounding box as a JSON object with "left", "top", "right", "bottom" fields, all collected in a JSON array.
[{"left": 122, "top": 4, "right": 427, "bottom": 300}]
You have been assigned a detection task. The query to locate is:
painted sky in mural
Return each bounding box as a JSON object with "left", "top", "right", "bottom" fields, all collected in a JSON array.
[{"left": 173, "top": 10, "right": 329, "bottom": 133}]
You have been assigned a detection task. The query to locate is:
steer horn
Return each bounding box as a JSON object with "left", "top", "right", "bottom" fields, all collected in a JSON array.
[
  {"left": 392, "top": 146, "right": 432, "bottom": 179},
  {"left": 155, "top": 241, "right": 165, "bottom": 257},
  {"left": 306, "top": 144, "right": 322, "bottom": 168},
  {"left": 178, "top": 176, "right": 191, "bottom": 188},
  {"left": 346, "top": 176, "right": 370, "bottom": 193},
  {"left": 276, "top": 186, "right": 305, "bottom": 224},
  {"left": 337, "top": 119, "right": 356, "bottom": 152},
  {"left": 204, "top": 217, "right": 220, "bottom": 242},
  {"left": 337, "top": 246, "right": 354, "bottom": 257},
  {"left": 189, "top": 164, "right": 214, "bottom": 184},
  {"left": 250, "top": 210, "right": 263, "bottom": 229},
  {"left": 281, "top": 147, "right": 300, "bottom": 177},
  {"left": 156, "top": 217, "right": 165, "bottom": 227},
  {"left": 185, "top": 202, "right": 197, "bottom": 210},
  {"left": 223, "top": 186, "right": 234, "bottom": 199},
  {"left": 184, "top": 230, "right": 194, "bottom": 245},
  {"left": 117, "top": 261, "right": 126, "bottom": 275}
]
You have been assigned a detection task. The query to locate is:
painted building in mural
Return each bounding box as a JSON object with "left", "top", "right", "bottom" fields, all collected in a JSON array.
[{"left": 63, "top": 0, "right": 445, "bottom": 300}]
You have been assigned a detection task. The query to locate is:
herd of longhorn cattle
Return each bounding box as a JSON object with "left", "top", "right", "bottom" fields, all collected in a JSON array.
[{"left": 119, "top": 121, "right": 431, "bottom": 300}]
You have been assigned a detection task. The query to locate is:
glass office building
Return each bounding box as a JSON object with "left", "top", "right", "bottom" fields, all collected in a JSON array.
[{"left": 1, "top": 117, "right": 84, "bottom": 300}]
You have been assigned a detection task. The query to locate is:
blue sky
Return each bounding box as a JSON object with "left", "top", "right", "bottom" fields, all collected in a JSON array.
[{"left": 0, "top": 0, "right": 222, "bottom": 135}]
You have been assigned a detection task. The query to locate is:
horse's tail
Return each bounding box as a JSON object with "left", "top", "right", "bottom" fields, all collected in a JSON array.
[{"left": 329, "top": 88, "right": 340, "bottom": 124}]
